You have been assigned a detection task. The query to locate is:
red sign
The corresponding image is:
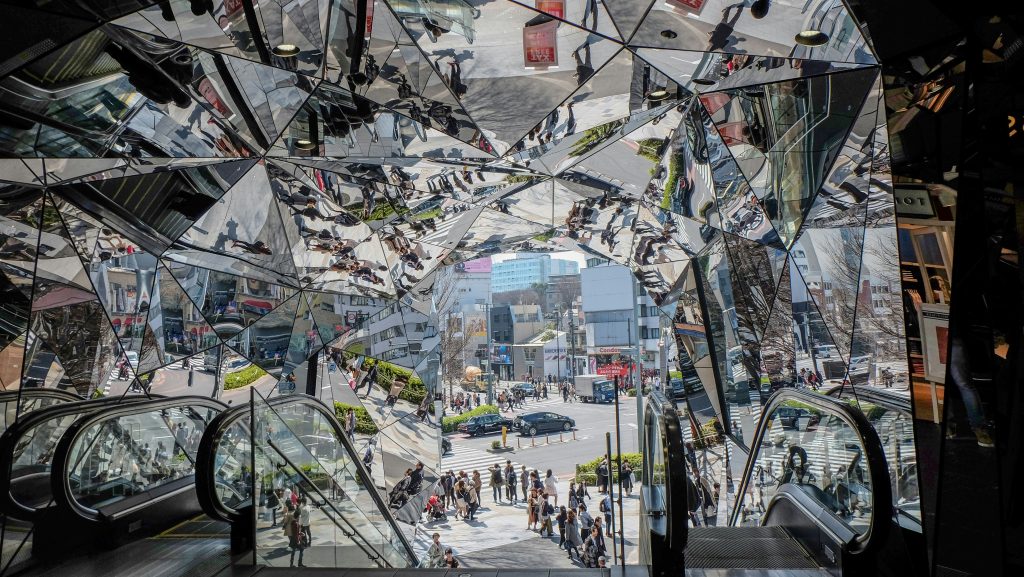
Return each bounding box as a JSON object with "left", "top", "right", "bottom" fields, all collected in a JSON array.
[
  {"left": 535, "top": 0, "right": 565, "bottom": 19},
  {"left": 523, "top": 19, "right": 558, "bottom": 67},
  {"left": 666, "top": 0, "right": 707, "bottom": 14},
  {"left": 596, "top": 361, "right": 634, "bottom": 378},
  {"left": 365, "top": 0, "right": 374, "bottom": 35}
]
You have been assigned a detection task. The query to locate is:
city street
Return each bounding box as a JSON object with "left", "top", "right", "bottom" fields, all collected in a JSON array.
[{"left": 441, "top": 387, "right": 640, "bottom": 478}]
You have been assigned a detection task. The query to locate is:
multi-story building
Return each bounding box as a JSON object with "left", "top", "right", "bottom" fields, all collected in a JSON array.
[
  {"left": 581, "top": 262, "right": 663, "bottom": 379},
  {"left": 491, "top": 253, "right": 579, "bottom": 294}
]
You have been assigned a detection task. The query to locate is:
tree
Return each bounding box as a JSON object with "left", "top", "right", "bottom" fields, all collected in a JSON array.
[{"left": 431, "top": 267, "right": 480, "bottom": 388}]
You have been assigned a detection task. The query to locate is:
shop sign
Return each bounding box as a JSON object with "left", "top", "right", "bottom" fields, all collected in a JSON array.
[
  {"left": 523, "top": 19, "right": 558, "bottom": 67},
  {"left": 535, "top": 0, "right": 565, "bottom": 18},
  {"left": 895, "top": 186, "right": 935, "bottom": 217}
]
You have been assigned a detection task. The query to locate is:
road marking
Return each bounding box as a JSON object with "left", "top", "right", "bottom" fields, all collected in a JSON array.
[{"left": 627, "top": 423, "right": 638, "bottom": 429}]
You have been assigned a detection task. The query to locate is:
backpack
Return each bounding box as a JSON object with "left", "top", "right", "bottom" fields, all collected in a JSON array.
[
  {"left": 507, "top": 470, "right": 517, "bottom": 486},
  {"left": 600, "top": 498, "right": 609, "bottom": 513},
  {"left": 544, "top": 502, "right": 554, "bottom": 516},
  {"left": 492, "top": 469, "right": 502, "bottom": 484}
]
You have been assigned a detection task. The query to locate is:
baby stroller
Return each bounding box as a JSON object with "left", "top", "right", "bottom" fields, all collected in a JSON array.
[{"left": 425, "top": 494, "right": 447, "bottom": 521}]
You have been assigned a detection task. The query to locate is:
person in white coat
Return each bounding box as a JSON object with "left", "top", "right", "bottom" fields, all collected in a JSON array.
[{"left": 544, "top": 469, "right": 559, "bottom": 506}]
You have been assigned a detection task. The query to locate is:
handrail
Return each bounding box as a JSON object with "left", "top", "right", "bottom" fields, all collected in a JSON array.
[
  {"left": 823, "top": 385, "right": 912, "bottom": 414},
  {"left": 264, "top": 437, "right": 388, "bottom": 568},
  {"left": 193, "top": 394, "right": 417, "bottom": 563},
  {"left": 728, "top": 388, "right": 892, "bottom": 555},
  {"left": 0, "top": 388, "right": 82, "bottom": 405},
  {"left": 643, "top": 391, "right": 689, "bottom": 566},
  {"left": 49, "top": 396, "right": 227, "bottom": 522},
  {"left": 0, "top": 395, "right": 157, "bottom": 521}
]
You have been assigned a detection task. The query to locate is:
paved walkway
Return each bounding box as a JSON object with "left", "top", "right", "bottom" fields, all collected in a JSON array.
[{"left": 409, "top": 478, "right": 641, "bottom": 568}]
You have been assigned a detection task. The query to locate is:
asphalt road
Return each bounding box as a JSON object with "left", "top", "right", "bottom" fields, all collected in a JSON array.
[{"left": 442, "top": 392, "right": 642, "bottom": 477}]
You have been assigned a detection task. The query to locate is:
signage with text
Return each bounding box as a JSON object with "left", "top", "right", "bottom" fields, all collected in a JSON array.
[{"left": 523, "top": 19, "right": 558, "bottom": 67}]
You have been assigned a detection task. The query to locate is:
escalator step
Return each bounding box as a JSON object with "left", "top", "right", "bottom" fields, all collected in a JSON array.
[{"left": 686, "top": 528, "right": 818, "bottom": 569}]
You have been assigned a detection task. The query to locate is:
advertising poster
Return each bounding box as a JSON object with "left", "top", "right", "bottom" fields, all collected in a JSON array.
[
  {"left": 523, "top": 19, "right": 559, "bottom": 67},
  {"left": 535, "top": 0, "right": 565, "bottom": 18},
  {"left": 920, "top": 303, "right": 949, "bottom": 383},
  {"left": 665, "top": 0, "right": 707, "bottom": 14}
]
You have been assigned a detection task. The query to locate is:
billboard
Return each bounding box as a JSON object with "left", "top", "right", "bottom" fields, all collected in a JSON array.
[
  {"left": 456, "top": 257, "right": 492, "bottom": 273},
  {"left": 523, "top": 19, "right": 558, "bottom": 67}
]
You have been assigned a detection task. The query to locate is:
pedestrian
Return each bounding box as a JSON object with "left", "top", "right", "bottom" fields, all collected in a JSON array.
[
  {"left": 520, "top": 465, "right": 529, "bottom": 500},
  {"left": 505, "top": 460, "right": 518, "bottom": 504},
  {"left": 593, "top": 517, "right": 607, "bottom": 553},
  {"left": 467, "top": 480, "right": 479, "bottom": 520},
  {"left": 568, "top": 481, "right": 579, "bottom": 510},
  {"left": 472, "top": 469, "right": 483, "bottom": 501},
  {"left": 489, "top": 463, "right": 503, "bottom": 503},
  {"left": 577, "top": 478, "right": 591, "bottom": 501},
  {"left": 596, "top": 458, "right": 609, "bottom": 494},
  {"left": 540, "top": 493, "right": 555, "bottom": 536},
  {"left": 298, "top": 497, "right": 311, "bottom": 545},
  {"left": 622, "top": 462, "right": 634, "bottom": 497},
  {"left": 578, "top": 503, "right": 593, "bottom": 541},
  {"left": 600, "top": 493, "right": 613, "bottom": 536},
  {"left": 442, "top": 470, "right": 455, "bottom": 508},
  {"left": 685, "top": 441, "right": 699, "bottom": 471},
  {"left": 544, "top": 469, "right": 559, "bottom": 506},
  {"left": 266, "top": 488, "right": 280, "bottom": 527},
  {"left": 454, "top": 480, "right": 469, "bottom": 519},
  {"left": 597, "top": 556, "right": 607, "bottom": 568},
  {"left": 427, "top": 532, "right": 444, "bottom": 568},
  {"left": 283, "top": 502, "right": 305, "bottom": 567},
  {"left": 583, "top": 526, "right": 601, "bottom": 567},
  {"left": 565, "top": 509, "right": 583, "bottom": 561},
  {"left": 556, "top": 505, "right": 568, "bottom": 548},
  {"left": 443, "top": 548, "right": 460, "bottom": 568},
  {"left": 345, "top": 408, "right": 356, "bottom": 441},
  {"left": 527, "top": 489, "right": 538, "bottom": 530}
]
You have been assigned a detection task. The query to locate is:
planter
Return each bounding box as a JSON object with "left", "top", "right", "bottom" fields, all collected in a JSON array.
[{"left": 486, "top": 446, "right": 515, "bottom": 454}]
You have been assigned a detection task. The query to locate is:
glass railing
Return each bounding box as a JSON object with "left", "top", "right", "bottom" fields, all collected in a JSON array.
[
  {"left": 640, "top": 391, "right": 688, "bottom": 572},
  {"left": 1, "top": 389, "right": 82, "bottom": 436},
  {"left": 0, "top": 395, "right": 154, "bottom": 520},
  {"left": 729, "top": 389, "right": 892, "bottom": 553},
  {"left": 251, "top": 390, "right": 416, "bottom": 568},
  {"left": 50, "top": 397, "right": 226, "bottom": 519},
  {"left": 825, "top": 387, "right": 921, "bottom": 527}
]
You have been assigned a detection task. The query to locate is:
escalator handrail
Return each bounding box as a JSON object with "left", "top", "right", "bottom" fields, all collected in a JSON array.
[
  {"left": 0, "top": 395, "right": 158, "bottom": 521},
  {"left": 645, "top": 391, "right": 691, "bottom": 558},
  {"left": 193, "top": 394, "right": 418, "bottom": 563},
  {"left": 823, "top": 385, "right": 912, "bottom": 414},
  {"left": 49, "top": 396, "right": 227, "bottom": 522},
  {"left": 264, "top": 436, "right": 391, "bottom": 568},
  {"left": 728, "top": 388, "right": 892, "bottom": 556},
  {"left": 0, "top": 388, "right": 83, "bottom": 405}
]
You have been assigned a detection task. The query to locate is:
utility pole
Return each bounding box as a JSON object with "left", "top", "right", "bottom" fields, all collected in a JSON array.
[
  {"left": 631, "top": 272, "right": 643, "bottom": 437},
  {"left": 556, "top": 305, "right": 562, "bottom": 381},
  {"left": 568, "top": 305, "right": 576, "bottom": 378},
  {"left": 484, "top": 302, "right": 493, "bottom": 404}
]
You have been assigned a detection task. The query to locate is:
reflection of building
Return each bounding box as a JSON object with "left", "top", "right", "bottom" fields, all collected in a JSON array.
[
  {"left": 486, "top": 303, "right": 546, "bottom": 380},
  {"left": 581, "top": 262, "right": 662, "bottom": 374},
  {"left": 491, "top": 253, "right": 578, "bottom": 294}
]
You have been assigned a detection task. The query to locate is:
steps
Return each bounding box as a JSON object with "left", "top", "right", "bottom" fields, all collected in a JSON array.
[{"left": 686, "top": 526, "right": 821, "bottom": 570}]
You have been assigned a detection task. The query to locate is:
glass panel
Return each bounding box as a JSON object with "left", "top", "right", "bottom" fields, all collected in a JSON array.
[
  {"left": 252, "top": 391, "right": 414, "bottom": 568},
  {"left": 64, "top": 404, "right": 220, "bottom": 511},
  {"left": 736, "top": 399, "right": 873, "bottom": 535}
]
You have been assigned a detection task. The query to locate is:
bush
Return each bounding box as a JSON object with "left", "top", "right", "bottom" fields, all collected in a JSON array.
[
  {"left": 490, "top": 440, "right": 502, "bottom": 449},
  {"left": 574, "top": 453, "right": 644, "bottom": 484},
  {"left": 334, "top": 402, "right": 379, "bottom": 435},
  {"left": 441, "top": 404, "right": 498, "bottom": 433},
  {"left": 626, "top": 388, "right": 637, "bottom": 397},
  {"left": 693, "top": 417, "right": 721, "bottom": 449},
  {"left": 224, "top": 364, "right": 266, "bottom": 390},
  {"left": 363, "top": 358, "right": 428, "bottom": 405}
]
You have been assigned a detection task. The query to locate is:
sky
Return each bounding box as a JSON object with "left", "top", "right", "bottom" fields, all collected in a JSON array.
[{"left": 490, "top": 250, "right": 589, "bottom": 269}]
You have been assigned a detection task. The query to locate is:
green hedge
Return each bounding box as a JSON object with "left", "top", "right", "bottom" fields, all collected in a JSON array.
[
  {"left": 441, "top": 404, "right": 498, "bottom": 433},
  {"left": 362, "top": 358, "right": 428, "bottom": 405},
  {"left": 334, "top": 402, "right": 379, "bottom": 435},
  {"left": 693, "top": 418, "right": 722, "bottom": 450},
  {"left": 574, "top": 453, "right": 643, "bottom": 485},
  {"left": 224, "top": 364, "right": 266, "bottom": 390}
]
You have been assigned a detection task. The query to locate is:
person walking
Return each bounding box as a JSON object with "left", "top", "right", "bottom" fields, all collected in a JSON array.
[
  {"left": 454, "top": 480, "right": 469, "bottom": 519},
  {"left": 298, "top": 497, "right": 311, "bottom": 545},
  {"left": 283, "top": 502, "right": 305, "bottom": 567},
  {"left": 544, "top": 469, "right": 559, "bottom": 506},
  {"left": 583, "top": 526, "right": 602, "bottom": 568},
  {"left": 345, "top": 408, "right": 356, "bottom": 440},
  {"left": 622, "top": 462, "right": 635, "bottom": 497},
  {"left": 577, "top": 478, "right": 591, "bottom": 501},
  {"left": 556, "top": 505, "right": 568, "bottom": 548},
  {"left": 520, "top": 465, "right": 529, "bottom": 501},
  {"left": 578, "top": 503, "right": 594, "bottom": 542},
  {"left": 489, "top": 463, "right": 503, "bottom": 503},
  {"left": 568, "top": 481, "right": 579, "bottom": 510},
  {"left": 600, "top": 493, "right": 613, "bottom": 537},
  {"left": 540, "top": 493, "right": 554, "bottom": 537},
  {"left": 427, "top": 532, "right": 445, "bottom": 568},
  {"left": 596, "top": 458, "right": 609, "bottom": 494},
  {"left": 471, "top": 470, "right": 483, "bottom": 502},
  {"left": 505, "top": 461, "right": 518, "bottom": 504},
  {"left": 527, "top": 489, "right": 538, "bottom": 530},
  {"left": 565, "top": 509, "right": 583, "bottom": 561},
  {"left": 266, "top": 488, "right": 280, "bottom": 527}
]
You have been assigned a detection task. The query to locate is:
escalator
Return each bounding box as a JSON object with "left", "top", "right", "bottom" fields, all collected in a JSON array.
[
  {"left": 643, "top": 388, "right": 918, "bottom": 577},
  {"left": 195, "top": 391, "right": 418, "bottom": 568},
  {"left": 30, "top": 396, "right": 227, "bottom": 556},
  {"left": 0, "top": 388, "right": 82, "bottom": 436}
]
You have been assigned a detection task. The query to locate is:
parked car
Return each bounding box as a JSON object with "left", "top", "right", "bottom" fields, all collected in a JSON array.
[
  {"left": 775, "top": 407, "right": 820, "bottom": 430},
  {"left": 457, "top": 413, "right": 513, "bottom": 436},
  {"left": 513, "top": 412, "right": 576, "bottom": 436}
]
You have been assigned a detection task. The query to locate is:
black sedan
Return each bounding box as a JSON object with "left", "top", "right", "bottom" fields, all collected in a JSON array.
[
  {"left": 513, "top": 412, "right": 576, "bottom": 436},
  {"left": 510, "top": 382, "right": 536, "bottom": 395},
  {"left": 457, "top": 413, "right": 514, "bottom": 436},
  {"left": 775, "top": 407, "right": 821, "bottom": 430}
]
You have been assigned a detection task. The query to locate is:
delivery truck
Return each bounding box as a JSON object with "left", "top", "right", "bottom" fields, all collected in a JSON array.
[{"left": 574, "top": 374, "right": 616, "bottom": 403}]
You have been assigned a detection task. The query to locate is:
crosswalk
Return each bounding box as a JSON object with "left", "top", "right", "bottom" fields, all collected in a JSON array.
[{"left": 441, "top": 444, "right": 524, "bottom": 475}]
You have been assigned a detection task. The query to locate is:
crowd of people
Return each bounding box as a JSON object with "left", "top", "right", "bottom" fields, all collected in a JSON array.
[{"left": 422, "top": 459, "right": 628, "bottom": 568}]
